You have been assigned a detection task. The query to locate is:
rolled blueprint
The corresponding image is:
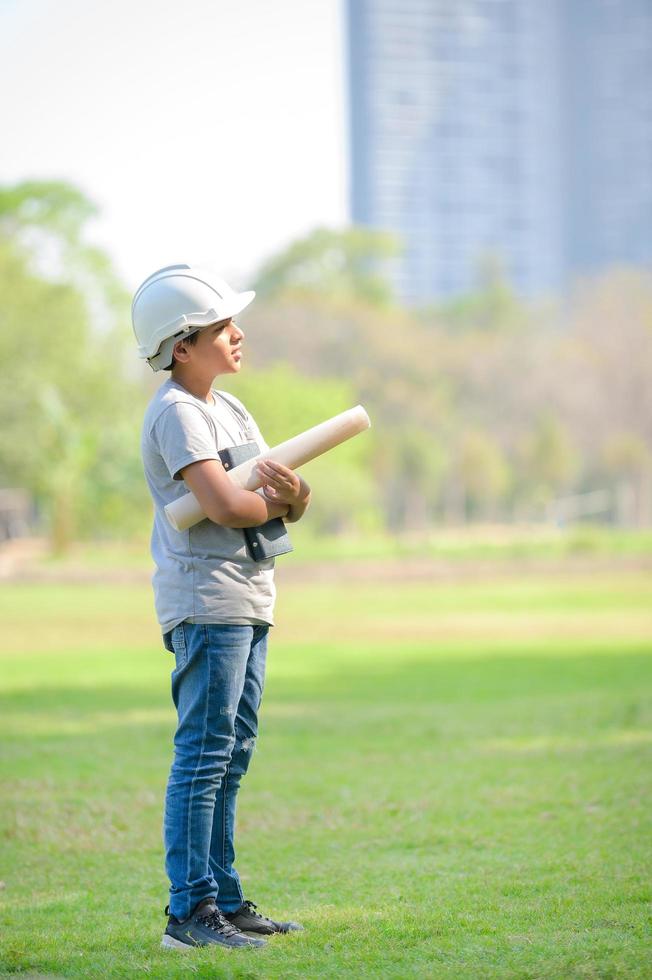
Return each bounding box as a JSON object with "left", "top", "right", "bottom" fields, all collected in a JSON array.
[{"left": 165, "top": 404, "right": 371, "bottom": 532}]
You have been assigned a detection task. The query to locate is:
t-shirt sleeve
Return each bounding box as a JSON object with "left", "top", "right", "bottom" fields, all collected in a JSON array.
[{"left": 153, "top": 402, "right": 221, "bottom": 481}]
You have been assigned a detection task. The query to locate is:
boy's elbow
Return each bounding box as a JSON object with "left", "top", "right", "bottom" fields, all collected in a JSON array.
[
  {"left": 206, "top": 501, "right": 240, "bottom": 527},
  {"left": 205, "top": 493, "right": 254, "bottom": 528}
]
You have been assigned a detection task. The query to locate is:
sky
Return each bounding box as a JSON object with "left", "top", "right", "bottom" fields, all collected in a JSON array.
[{"left": 0, "top": 0, "right": 348, "bottom": 290}]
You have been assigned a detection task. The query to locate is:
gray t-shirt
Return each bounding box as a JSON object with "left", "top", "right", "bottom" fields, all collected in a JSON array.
[{"left": 141, "top": 378, "right": 276, "bottom": 634}]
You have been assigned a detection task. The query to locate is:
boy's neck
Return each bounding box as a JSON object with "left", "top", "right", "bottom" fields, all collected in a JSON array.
[{"left": 170, "top": 369, "right": 214, "bottom": 405}]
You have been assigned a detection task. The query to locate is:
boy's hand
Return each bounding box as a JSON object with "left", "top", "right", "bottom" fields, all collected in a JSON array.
[{"left": 257, "top": 460, "right": 309, "bottom": 506}]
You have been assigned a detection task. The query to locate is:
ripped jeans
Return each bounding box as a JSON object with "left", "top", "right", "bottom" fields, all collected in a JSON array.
[{"left": 162, "top": 622, "right": 268, "bottom": 920}]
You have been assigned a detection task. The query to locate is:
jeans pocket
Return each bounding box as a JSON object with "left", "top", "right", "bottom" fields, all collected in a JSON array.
[{"left": 171, "top": 623, "right": 188, "bottom": 670}]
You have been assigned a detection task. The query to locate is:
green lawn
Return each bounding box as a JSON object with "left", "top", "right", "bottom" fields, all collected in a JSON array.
[{"left": 1, "top": 568, "right": 651, "bottom": 978}]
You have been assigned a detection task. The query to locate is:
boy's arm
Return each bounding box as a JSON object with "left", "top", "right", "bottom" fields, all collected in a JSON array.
[{"left": 180, "top": 459, "right": 289, "bottom": 528}]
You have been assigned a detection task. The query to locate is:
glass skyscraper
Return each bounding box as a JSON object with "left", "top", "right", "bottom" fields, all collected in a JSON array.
[{"left": 347, "top": 0, "right": 652, "bottom": 303}]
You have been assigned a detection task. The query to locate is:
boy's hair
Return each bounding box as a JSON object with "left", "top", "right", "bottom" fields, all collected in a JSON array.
[{"left": 164, "top": 330, "right": 200, "bottom": 371}]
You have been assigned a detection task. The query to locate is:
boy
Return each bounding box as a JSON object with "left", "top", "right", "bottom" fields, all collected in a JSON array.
[{"left": 132, "top": 265, "right": 311, "bottom": 950}]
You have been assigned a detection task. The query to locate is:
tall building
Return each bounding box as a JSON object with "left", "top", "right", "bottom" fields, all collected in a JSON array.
[
  {"left": 347, "top": 0, "right": 652, "bottom": 304},
  {"left": 562, "top": 0, "right": 652, "bottom": 278}
]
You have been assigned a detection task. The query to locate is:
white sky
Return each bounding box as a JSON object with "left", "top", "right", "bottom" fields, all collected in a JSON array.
[{"left": 0, "top": 0, "right": 348, "bottom": 290}]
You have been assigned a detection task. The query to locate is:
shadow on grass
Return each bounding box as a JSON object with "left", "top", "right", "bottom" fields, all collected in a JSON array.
[
  {"left": 2, "top": 643, "right": 651, "bottom": 717},
  {"left": 1, "top": 649, "right": 650, "bottom": 799}
]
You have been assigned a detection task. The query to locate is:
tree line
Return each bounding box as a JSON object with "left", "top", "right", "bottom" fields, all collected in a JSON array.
[{"left": 1, "top": 182, "right": 650, "bottom": 551}]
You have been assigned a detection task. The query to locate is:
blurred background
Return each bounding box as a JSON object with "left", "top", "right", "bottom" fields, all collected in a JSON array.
[{"left": 0, "top": 0, "right": 651, "bottom": 562}]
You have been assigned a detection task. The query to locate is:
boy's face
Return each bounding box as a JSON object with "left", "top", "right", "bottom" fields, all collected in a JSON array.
[{"left": 175, "top": 318, "right": 244, "bottom": 377}]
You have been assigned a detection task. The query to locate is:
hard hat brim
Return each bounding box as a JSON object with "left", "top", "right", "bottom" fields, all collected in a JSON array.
[{"left": 225, "top": 289, "right": 256, "bottom": 321}]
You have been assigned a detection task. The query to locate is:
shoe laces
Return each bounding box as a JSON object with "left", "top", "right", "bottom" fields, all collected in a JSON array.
[
  {"left": 242, "top": 899, "right": 265, "bottom": 920},
  {"left": 197, "top": 906, "right": 240, "bottom": 937}
]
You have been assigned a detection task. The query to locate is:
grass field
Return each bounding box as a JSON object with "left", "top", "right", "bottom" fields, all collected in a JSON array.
[{"left": 1, "top": 566, "right": 651, "bottom": 978}]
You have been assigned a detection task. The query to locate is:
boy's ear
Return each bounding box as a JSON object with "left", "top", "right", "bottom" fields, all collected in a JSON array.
[{"left": 173, "top": 339, "right": 191, "bottom": 362}]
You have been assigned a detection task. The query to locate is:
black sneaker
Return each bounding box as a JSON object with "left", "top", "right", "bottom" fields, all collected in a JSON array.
[
  {"left": 223, "top": 899, "right": 304, "bottom": 935},
  {"left": 161, "top": 897, "right": 267, "bottom": 950}
]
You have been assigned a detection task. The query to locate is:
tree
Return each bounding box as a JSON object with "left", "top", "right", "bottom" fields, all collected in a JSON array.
[
  {"left": 453, "top": 430, "right": 511, "bottom": 521},
  {"left": 253, "top": 227, "right": 400, "bottom": 309},
  {"left": 424, "top": 254, "right": 530, "bottom": 333},
  {"left": 602, "top": 432, "right": 652, "bottom": 526},
  {"left": 0, "top": 181, "right": 145, "bottom": 553}
]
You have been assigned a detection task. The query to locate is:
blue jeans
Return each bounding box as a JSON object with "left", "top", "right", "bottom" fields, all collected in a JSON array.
[{"left": 162, "top": 621, "right": 268, "bottom": 921}]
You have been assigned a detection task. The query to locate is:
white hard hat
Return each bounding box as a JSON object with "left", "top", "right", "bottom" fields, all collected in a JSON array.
[{"left": 132, "top": 264, "right": 255, "bottom": 372}]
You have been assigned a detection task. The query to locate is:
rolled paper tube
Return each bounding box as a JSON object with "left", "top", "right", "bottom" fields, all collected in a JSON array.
[{"left": 164, "top": 404, "right": 371, "bottom": 532}]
